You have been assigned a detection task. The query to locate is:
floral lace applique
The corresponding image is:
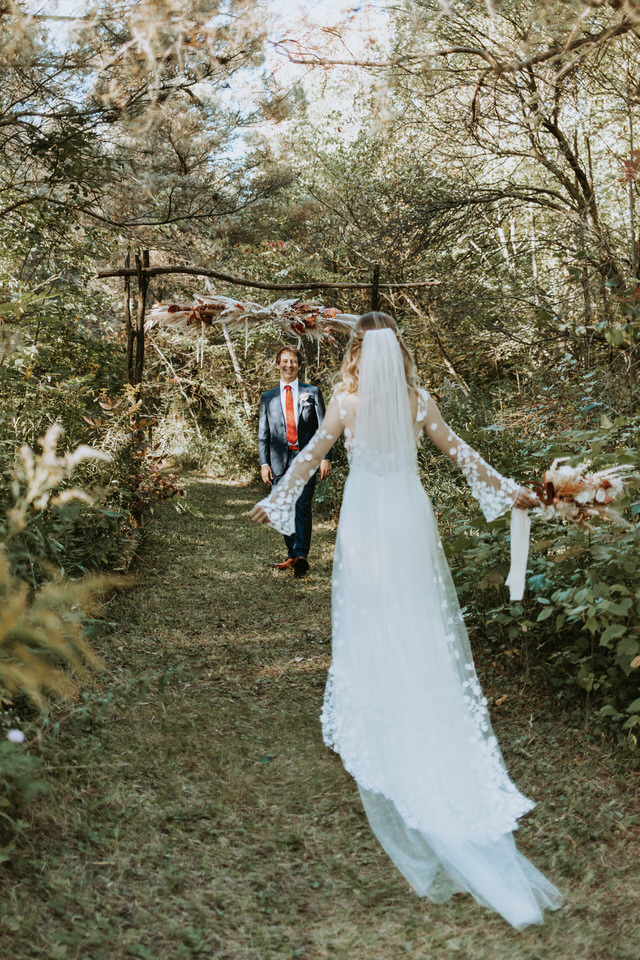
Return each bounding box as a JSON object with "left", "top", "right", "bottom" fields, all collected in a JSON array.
[
  {"left": 336, "top": 388, "right": 355, "bottom": 459},
  {"left": 423, "top": 395, "right": 518, "bottom": 522},
  {"left": 453, "top": 442, "right": 519, "bottom": 522},
  {"left": 416, "top": 387, "right": 429, "bottom": 425}
]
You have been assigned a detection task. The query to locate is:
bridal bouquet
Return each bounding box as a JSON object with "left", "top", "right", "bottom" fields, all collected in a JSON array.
[
  {"left": 533, "top": 458, "right": 638, "bottom": 527},
  {"left": 506, "top": 457, "right": 637, "bottom": 601}
]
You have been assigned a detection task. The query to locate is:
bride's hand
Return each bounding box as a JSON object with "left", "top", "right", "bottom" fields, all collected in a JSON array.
[
  {"left": 249, "top": 504, "right": 270, "bottom": 524},
  {"left": 513, "top": 486, "right": 540, "bottom": 510}
]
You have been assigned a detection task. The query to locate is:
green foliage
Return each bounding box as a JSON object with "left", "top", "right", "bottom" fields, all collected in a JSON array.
[
  {"left": 0, "top": 425, "right": 132, "bottom": 842},
  {"left": 429, "top": 387, "right": 640, "bottom": 750},
  {"left": 448, "top": 515, "right": 640, "bottom": 742},
  {"left": 0, "top": 301, "right": 139, "bottom": 582},
  {"left": 0, "top": 739, "right": 48, "bottom": 848}
]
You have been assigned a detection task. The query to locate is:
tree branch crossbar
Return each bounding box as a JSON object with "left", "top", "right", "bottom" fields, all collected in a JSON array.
[{"left": 97, "top": 263, "right": 442, "bottom": 292}]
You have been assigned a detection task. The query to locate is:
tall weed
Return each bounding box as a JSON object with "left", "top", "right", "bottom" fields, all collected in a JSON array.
[{"left": 0, "top": 426, "right": 126, "bottom": 839}]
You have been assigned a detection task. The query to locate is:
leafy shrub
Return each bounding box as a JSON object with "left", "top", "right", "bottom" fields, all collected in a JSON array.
[
  {"left": 0, "top": 736, "right": 48, "bottom": 848},
  {"left": 0, "top": 425, "right": 127, "bottom": 702},
  {"left": 428, "top": 387, "right": 640, "bottom": 750},
  {"left": 127, "top": 433, "right": 185, "bottom": 527},
  {"left": 2, "top": 419, "right": 122, "bottom": 585},
  {"left": 0, "top": 307, "right": 134, "bottom": 581}
]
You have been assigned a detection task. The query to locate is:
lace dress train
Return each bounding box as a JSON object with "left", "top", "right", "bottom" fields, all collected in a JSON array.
[{"left": 258, "top": 333, "right": 563, "bottom": 928}]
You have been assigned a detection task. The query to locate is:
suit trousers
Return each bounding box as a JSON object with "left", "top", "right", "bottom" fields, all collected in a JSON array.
[{"left": 274, "top": 449, "right": 317, "bottom": 559}]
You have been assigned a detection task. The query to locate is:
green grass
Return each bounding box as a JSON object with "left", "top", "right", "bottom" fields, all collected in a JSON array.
[{"left": 1, "top": 475, "right": 639, "bottom": 959}]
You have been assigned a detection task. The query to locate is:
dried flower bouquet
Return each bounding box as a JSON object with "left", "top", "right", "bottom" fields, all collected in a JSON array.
[{"left": 533, "top": 458, "right": 638, "bottom": 527}]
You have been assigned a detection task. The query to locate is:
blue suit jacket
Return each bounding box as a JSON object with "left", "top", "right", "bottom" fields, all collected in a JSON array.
[{"left": 258, "top": 382, "right": 331, "bottom": 478}]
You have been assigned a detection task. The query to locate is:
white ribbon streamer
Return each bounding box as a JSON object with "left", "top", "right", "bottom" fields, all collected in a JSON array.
[{"left": 505, "top": 508, "right": 531, "bottom": 602}]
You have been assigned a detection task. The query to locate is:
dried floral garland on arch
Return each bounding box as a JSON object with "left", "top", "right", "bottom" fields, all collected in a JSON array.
[{"left": 145, "top": 293, "right": 358, "bottom": 344}]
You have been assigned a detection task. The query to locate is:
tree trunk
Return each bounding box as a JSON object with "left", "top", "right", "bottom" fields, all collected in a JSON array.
[{"left": 530, "top": 207, "right": 540, "bottom": 306}]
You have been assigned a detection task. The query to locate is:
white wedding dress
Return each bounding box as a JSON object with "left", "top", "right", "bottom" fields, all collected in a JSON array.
[{"left": 259, "top": 330, "right": 563, "bottom": 929}]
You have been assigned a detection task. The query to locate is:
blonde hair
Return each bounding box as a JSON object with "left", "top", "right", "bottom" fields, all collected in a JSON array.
[{"left": 337, "top": 312, "right": 418, "bottom": 394}]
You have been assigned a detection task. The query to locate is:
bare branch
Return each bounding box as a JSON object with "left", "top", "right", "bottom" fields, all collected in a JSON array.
[{"left": 274, "top": 15, "right": 638, "bottom": 76}]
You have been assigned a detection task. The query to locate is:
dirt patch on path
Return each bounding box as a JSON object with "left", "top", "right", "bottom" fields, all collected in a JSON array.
[{"left": 1, "top": 475, "right": 639, "bottom": 959}]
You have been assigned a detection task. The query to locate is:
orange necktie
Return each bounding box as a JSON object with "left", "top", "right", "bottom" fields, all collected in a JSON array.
[{"left": 284, "top": 384, "right": 298, "bottom": 449}]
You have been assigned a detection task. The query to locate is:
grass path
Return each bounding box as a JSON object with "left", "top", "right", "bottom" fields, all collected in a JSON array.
[{"left": 2, "top": 475, "right": 640, "bottom": 959}]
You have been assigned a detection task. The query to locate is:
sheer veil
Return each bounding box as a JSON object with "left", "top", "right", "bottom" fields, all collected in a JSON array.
[
  {"left": 321, "top": 327, "right": 563, "bottom": 929},
  {"left": 352, "top": 329, "right": 416, "bottom": 475}
]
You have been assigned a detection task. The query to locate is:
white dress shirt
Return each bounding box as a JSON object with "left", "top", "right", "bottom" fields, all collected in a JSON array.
[{"left": 279, "top": 378, "right": 300, "bottom": 426}]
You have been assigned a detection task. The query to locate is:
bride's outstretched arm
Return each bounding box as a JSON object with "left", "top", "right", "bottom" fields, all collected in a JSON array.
[
  {"left": 421, "top": 392, "right": 538, "bottom": 520},
  {"left": 249, "top": 394, "right": 344, "bottom": 533}
]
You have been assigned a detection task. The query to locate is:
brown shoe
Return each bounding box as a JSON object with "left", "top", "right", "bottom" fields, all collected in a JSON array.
[
  {"left": 272, "top": 558, "right": 295, "bottom": 571},
  {"left": 293, "top": 557, "right": 310, "bottom": 578}
]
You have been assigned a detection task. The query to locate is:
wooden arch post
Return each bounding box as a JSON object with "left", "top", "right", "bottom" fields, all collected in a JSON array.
[
  {"left": 370, "top": 264, "right": 380, "bottom": 312},
  {"left": 124, "top": 248, "right": 150, "bottom": 388}
]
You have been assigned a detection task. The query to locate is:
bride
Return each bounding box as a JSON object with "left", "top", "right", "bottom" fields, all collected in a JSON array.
[{"left": 249, "top": 312, "right": 563, "bottom": 929}]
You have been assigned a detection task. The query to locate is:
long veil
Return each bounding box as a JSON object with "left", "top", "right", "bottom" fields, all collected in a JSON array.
[
  {"left": 322, "top": 328, "right": 563, "bottom": 928},
  {"left": 352, "top": 328, "right": 416, "bottom": 475}
]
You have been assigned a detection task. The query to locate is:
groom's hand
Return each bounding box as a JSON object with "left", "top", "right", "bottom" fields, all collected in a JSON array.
[
  {"left": 319, "top": 459, "right": 332, "bottom": 481},
  {"left": 261, "top": 464, "right": 273, "bottom": 485}
]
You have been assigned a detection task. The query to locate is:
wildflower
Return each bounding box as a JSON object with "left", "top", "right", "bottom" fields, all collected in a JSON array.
[{"left": 7, "top": 729, "right": 25, "bottom": 743}]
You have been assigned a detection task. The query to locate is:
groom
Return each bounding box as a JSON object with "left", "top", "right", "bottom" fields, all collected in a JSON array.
[{"left": 258, "top": 346, "right": 332, "bottom": 577}]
